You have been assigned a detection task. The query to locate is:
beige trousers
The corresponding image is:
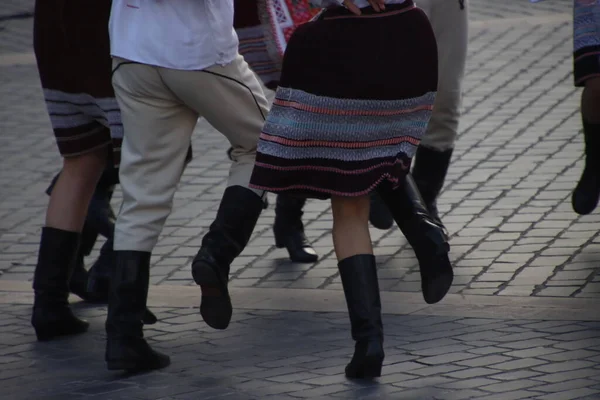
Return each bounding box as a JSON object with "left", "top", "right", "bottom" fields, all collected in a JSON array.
[
  {"left": 112, "top": 55, "right": 269, "bottom": 251},
  {"left": 417, "top": 0, "right": 469, "bottom": 151}
]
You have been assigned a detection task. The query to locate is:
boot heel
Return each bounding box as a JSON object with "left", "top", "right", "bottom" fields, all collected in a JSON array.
[
  {"left": 345, "top": 339, "right": 385, "bottom": 379},
  {"left": 361, "top": 356, "right": 384, "bottom": 378},
  {"left": 275, "top": 239, "right": 285, "bottom": 249}
]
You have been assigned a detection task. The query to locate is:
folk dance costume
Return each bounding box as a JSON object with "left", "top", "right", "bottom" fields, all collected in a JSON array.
[
  {"left": 250, "top": 0, "right": 454, "bottom": 379},
  {"left": 106, "top": 0, "right": 271, "bottom": 372},
  {"left": 31, "top": 0, "right": 157, "bottom": 342}
]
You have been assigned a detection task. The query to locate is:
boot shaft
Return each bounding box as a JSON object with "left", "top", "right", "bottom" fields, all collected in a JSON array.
[
  {"left": 412, "top": 146, "right": 453, "bottom": 205},
  {"left": 338, "top": 254, "right": 383, "bottom": 342},
  {"left": 583, "top": 120, "right": 600, "bottom": 163},
  {"left": 378, "top": 177, "right": 443, "bottom": 248},
  {"left": 106, "top": 251, "right": 151, "bottom": 337},
  {"left": 33, "top": 227, "right": 81, "bottom": 305},
  {"left": 201, "top": 186, "right": 264, "bottom": 267}
]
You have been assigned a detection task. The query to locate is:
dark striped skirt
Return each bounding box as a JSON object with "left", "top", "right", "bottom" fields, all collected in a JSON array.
[
  {"left": 234, "top": 0, "right": 282, "bottom": 88},
  {"left": 573, "top": 0, "right": 600, "bottom": 86},
  {"left": 234, "top": 0, "right": 321, "bottom": 89},
  {"left": 33, "top": 0, "right": 123, "bottom": 166},
  {"left": 249, "top": 1, "right": 438, "bottom": 199}
]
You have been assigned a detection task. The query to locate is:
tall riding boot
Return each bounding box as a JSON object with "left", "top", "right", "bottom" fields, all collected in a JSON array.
[
  {"left": 274, "top": 194, "right": 318, "bottom": 263},
  {"left": 368, "top": 192, "right": 394, "bottom": 230},
  {"left": 31, "top": 227, "right": 89, "bottom": 341},
  {"left": 572, "top": 120, "right": 600, "bottom": 215},
  {"left": 84, "top": 238, "right": 157, "bottom": 324},
  {"left": 338, "top": 254, "right": 384, "bottom": 379},
  {"left": 379, "top": 177, "right": 454, "bottom": 304},
  {"left": 192, "top": 186, "right": 264, "bottom": 330},
  {"left": 412, "top": 146, "right": 453, "bottom": 237},
  {"left": 105, "top": 251, "right": 169, "bottom": 372}
]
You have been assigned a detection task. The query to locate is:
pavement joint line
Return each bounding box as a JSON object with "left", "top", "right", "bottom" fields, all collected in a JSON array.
[{"left": 1, "top": 280, "right": 598, "bottom": 321}]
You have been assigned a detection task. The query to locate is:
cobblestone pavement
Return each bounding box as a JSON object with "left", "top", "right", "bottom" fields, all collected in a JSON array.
[
  {"left": 2, "top": 1, "right": 600, "bottom": 399},
  {"left": 0, "top": 0, "right": 596, "bottom": 297},
  {"left": 1, "top": 301, "right": 599, "bottom": 400}
]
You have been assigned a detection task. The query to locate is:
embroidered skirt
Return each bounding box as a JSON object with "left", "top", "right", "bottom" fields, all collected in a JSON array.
[
  {"left": 234, "top": 0, "right": 320, "bottom": 88},
  {"left": 33, "top": 0, "right": 123, "bottom": 166},
  {"left": 574, "top": 0, "right": 600, "bottom": 86},
  {"left": 249, "top": 1, "right": 438, "bottom": 199}
]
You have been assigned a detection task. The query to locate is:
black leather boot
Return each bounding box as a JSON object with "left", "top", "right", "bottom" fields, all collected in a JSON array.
[
  {"left": 31, "top": 227, "right": 89, "bottom": 341},
  {"left": 572, "top": 120, "right": 600, "bottom": 215},
  {"left": 192, "top": 186, "right": 264, "bottom": 330},
  {"left": 368, "top": 192, "right": 394, "bottom": 230},
  {"left": 105, "top": 251, "right": 169, "bottom": 372},
  {"left": 338, "top": 254, "right": 384, "bottom": 379},
  {"left": 274, "top": 194, "right": 318, "bottom": 263},
  {"left": 86, "top": 239, "right": 157, "bottom": 324},
  {"left": 379, "top": 177, "right": 454, "bottom": 304},
  {"left": 412, "top": 146, "right": 453, "bottom": 238}
]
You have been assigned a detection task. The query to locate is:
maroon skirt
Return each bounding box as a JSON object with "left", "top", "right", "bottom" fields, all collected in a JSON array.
[
  {"left": 249, "top": 2, "right": 438, "bottom": 199},
  {"left": 33, "top": 0, "right": 122, "bottom": 166}
]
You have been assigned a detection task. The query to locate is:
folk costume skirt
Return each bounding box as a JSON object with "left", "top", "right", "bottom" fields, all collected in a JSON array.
[
  {"left": 33, "top": 0, "right": 123, "bottom": 166},
  {"left": 574, "top": 0, "right": 600, "bottom": 86},
  {"left": 249, "top": 1, "right": 438, "bottom": 199},
  {"left": 234, "top": 0, "right": 321, "bottom": 88}
]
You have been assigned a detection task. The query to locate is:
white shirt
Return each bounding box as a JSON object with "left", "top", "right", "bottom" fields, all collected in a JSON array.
[
  {"left": 310, "top": 0, "right": 406, "bottom": 8},
  {"left": 109, "top": 0, "right": 239, "bottom": 70}
]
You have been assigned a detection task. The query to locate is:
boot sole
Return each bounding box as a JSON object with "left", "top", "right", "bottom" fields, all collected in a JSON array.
[
  {"left": 34, "top": 324, "right": 89, "bottom": 341},
  {"left": 345, "top": 356, "right": 384, "bottom": 379},
  {"left": 275, "top": 240, "right": 319, "bottom": 263},
  {"left": 192, "top": 260, "right": 232, "bottom": 330},
  {"left": 106, "top": 357, "right": 171, "bottom": 372}
]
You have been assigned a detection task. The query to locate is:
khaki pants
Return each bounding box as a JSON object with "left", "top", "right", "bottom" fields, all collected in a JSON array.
[
  {"left": 112, "top": 55, "right": 268, "bottom": 251},
  {"left": 417, "top": 0, "right": 469, "bottom": 151}
]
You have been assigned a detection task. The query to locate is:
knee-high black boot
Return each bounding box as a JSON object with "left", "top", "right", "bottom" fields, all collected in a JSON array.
[
  {"left": 105, "top": 251, "right": 169, "bottom": 372},
  {"left": 274, "top": 194, "right": 318, "bottom": 263},
  {"left": 31, "top": 227, "right": 89, "bottom": 341},
  {"left": 192, "top": 186, "right": 264, "bottom": 330},
  {"left": 379, "top": 177, "right": 454, "bottom": 304},
  {"left": 86, "top": 238, "right": 157, "bottom": 325},
  {"left": 338, "top": 254, "right": 384, "bottom": 379},
  {"left": 572, "top": 120, "right": 600, "bottom": 215},
  {"left": 412, "top": 146, "right": 453, "bottom": 237}
]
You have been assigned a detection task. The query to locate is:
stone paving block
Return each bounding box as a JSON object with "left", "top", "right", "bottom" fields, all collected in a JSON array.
[
  {"left": 476, "top": 390, "right": 547, "bottom": 400},
  {"left": 532, "top": 388, "right": 600, "bottom": 400},
  {"left": 479, "top": 379, "right": 543, "bottom": 393},
  {"left": 533, "top": 360, "right": 598, "bottom": 374},
  {"left": 489, "top": 357, "right": 548, "bottom": 371}
]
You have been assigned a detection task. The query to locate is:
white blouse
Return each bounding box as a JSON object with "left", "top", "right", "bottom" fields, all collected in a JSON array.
[{"left": 310, "top": 0, "right": 407, "bottom": 8}]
